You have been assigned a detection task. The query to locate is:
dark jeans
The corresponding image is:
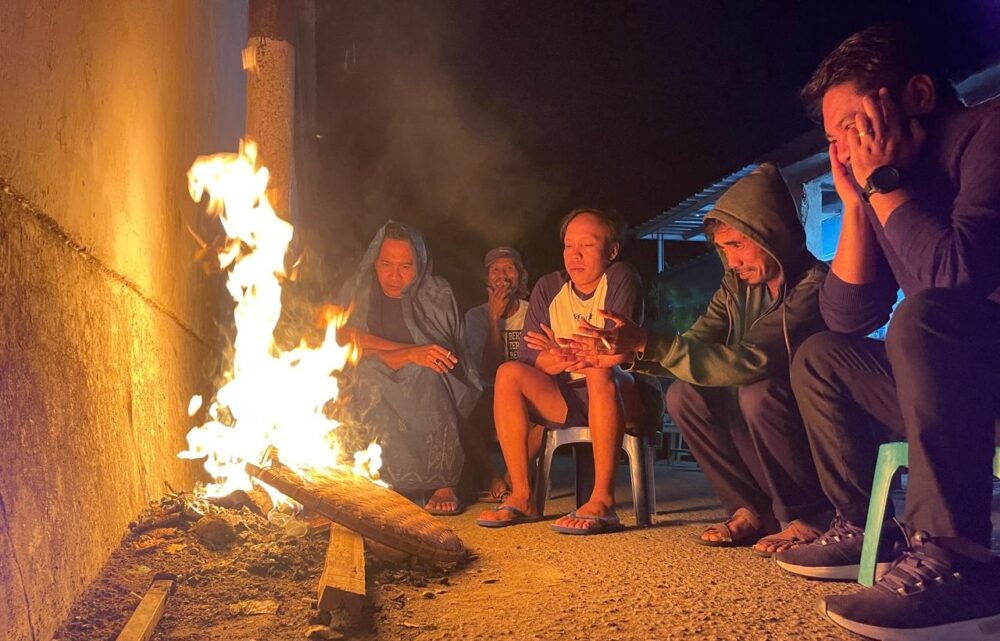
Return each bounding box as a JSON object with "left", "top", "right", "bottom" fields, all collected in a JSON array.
[
  {"left": 666, "top": 377, "right": 830, "bottom": 523},
  {"left": 792, "top": 288, "right": 1000, "bottom": 545}
]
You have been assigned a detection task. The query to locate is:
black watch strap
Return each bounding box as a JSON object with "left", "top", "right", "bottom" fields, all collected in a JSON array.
[{"left": 862, "top": 166, "right": 902, "bottom": 203}]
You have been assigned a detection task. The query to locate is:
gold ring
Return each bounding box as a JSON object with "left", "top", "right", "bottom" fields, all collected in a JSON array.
[{"left": 445, "top": 351, "right": 452, "bottom": 359}]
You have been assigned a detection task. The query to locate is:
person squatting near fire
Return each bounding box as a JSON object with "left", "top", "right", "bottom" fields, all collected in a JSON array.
[
  {"left": 767, "top": 25, "right": 1000, "bottom": 641},
  {"left": 475, "top": 208, "right": 643, "bottom": 534},
  {"left": 337, "top": 221, "right": 481, "bottom": 516},
  {"left": 462, "top": 246, "right": 530, "bottom": 503},
  {"left": 568, "top": 163, "right": 835, "bottom": 555}
]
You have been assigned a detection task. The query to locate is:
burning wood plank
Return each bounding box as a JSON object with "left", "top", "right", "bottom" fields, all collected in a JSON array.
[
  {"left": 115, "top": 573, "right": 176, "bottom": 641},
  {"left": 245, "top": 463, "right": 467, "bottom": 564},
  {"left": 317, "top": 525, "right": 366, "bottom": 618}
]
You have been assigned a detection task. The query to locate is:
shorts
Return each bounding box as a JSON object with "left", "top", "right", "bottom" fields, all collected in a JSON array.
[{"left": 530, "top": 378, "right": 589, "bottom": 429}]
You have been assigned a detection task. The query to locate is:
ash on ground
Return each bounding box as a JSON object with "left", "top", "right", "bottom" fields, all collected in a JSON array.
[{"left": 53, "top": 490, "right": 467, "bottom": 641}]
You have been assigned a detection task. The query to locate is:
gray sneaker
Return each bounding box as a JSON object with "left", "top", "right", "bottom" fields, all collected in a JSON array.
[
  {"left": 774, "top": 515, "right": 902, "bottom": 581},
  {"left": 820, "top": 532, "right": 1000, "bottom": 641}
]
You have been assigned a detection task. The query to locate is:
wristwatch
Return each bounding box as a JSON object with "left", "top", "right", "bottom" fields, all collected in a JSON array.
[{"left": 862, "top": 166, "right": 902, "bottom": 203}]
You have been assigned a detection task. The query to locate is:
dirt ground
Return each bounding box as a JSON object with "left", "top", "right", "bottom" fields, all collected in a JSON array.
[{"left": 52, "top": 458, "right": 1000, "bottom": 641}]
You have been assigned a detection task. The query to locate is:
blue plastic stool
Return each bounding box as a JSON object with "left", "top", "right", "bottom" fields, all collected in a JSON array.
[{"left": 858, "top": 441, "right": 1000, "bottom": 586}]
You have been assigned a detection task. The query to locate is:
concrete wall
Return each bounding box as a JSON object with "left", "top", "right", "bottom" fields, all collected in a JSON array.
[{"left": 0, "top": 2, "right": 247, "bottom": 640}]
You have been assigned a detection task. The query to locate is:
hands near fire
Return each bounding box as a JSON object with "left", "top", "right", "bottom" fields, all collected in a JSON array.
[
  {"left": 524, "top": 323, "right": 584, "bottom": 373},
  {"left": 845, "top": 88, "right": 925, "bottom": 187},
  {"left": 409, "top": 344, "right": 458, "bottom": 374},
  {"left": 524, "top": 323, "right": 561, "bottom": 355},
  {"left": 564, "top": 309, "right": 647, "bottom": 370}
]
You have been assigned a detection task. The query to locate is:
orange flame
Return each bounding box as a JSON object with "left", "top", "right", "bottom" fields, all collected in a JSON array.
[{"left": 178, "top": 140, "right": 382, "bottom": 505}]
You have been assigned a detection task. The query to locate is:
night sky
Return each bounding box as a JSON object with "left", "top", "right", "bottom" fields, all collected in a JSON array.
[{"left": 309, "top": 1, "right": 999, "bottom": 310}]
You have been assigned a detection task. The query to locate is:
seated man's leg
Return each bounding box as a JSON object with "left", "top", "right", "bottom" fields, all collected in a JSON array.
[
  {"left": 477, "top": 361, "right": 567, "bottom": 524},
  {"left": 776, "top": 330, "right": 904, "bottom": 578},
  {"left": 814, "top": 290, "right": 1000, "bottom": 637},
  {"left": 667, "top": 380, "right": 778, "bottom": 543},
  {"left": 552, "top": 367, "right": 638, "bottom": 532},
  {"left": 458, "top": 386, "right": 508, "bottom": 500},
  {"left": 884, "top": 288, "right": 1000, "bottom": 551},
  {"left": 737, "top": 377, "right": 833, "bottom": 555}
]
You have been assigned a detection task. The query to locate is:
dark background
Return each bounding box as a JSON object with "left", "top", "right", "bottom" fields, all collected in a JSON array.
[{"left": 306, "top": 0, "right": 1000, "bottom": 311}]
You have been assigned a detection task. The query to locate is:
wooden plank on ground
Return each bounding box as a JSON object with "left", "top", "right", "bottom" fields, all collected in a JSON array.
[
  {"left": 317, "top": 524, "right": 365, "bottom": 618},
  {"left": 116, "top": 573, "right": 176, "bottom": 641},
  {"left": 245, "top": 463, "right": 467, "bottom": 564}
]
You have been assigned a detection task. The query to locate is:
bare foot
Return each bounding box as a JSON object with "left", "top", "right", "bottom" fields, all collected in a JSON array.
[
  {"left": 752, "top": 519, "right": 823, "bottom": 555},
  {"left": 424, "top": 487, "right": 462, "bottom": 515},
  {"left": 476, "top": 494, "right": 534, "bottom": 525},
  {"left": 552, "top": 499, "right": 615, "bottom": 532}
]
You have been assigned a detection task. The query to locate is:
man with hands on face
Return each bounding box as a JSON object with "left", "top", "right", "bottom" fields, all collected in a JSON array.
[
  {"left": 475, "top": 209, "right": 643, "bottom": 534},
  {"left": 463, "top": 247, "right": 531, "bottom": 502},
  {"left": 766, "top": 26, "right": 1000, "bottom": 641},
  {"left": 570, "top": 164, "right": 833, "bottom": 557}
]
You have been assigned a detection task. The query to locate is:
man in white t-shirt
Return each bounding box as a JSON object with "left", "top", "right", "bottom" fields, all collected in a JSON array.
[
  {"left": 463, "top": 247, "right": 530, "bottom": 502},
  {"left": 475, "top": 209, "right": 643, "bottom": 534}
]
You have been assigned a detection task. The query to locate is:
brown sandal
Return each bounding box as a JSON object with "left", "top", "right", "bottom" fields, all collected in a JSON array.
[
  {"left": 752, "top": 519, "right": 824, "bottom": 557},
  {"left": 695, "top": 507, "right": 777, "bottom": 548}
]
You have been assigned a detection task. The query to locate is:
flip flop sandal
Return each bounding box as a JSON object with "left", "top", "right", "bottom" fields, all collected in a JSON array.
[
  {"left": 476, "top": 504, "right": 539, "bottom": 528},
  {"left": 478, "top": 485, "right": 512, "bottom": 504},
  {"left": 549, "top": 510, "right": 625, "bottom": 535}
]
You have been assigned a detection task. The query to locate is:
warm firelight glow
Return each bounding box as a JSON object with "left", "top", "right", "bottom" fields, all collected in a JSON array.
[{"left": 178, "top": 140, "right": 380, "bottom": 504}]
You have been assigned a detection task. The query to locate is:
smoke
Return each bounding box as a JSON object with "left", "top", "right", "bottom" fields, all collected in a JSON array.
[{"left": 312, "top": 3, "right": 565, "bottom": 309}]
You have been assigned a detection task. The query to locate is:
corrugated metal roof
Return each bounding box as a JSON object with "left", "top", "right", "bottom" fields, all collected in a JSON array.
[{"left": 634, "top": 163, "right": 758, "bottom": 240}]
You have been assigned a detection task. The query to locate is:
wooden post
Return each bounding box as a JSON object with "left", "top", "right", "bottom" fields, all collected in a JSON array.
[
  {"left": 245, "top": 0, "right": 296, "bottom": 222},
  {"left": 318, "top": 525, "right": 366, "bottom": 618}
]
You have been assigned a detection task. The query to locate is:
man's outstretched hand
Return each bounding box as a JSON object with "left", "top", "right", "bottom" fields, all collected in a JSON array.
[
  {"left": 557, "top": 310, "right": 649, "bottom": 371},
  {"left": 573, "top": 310, "right": 648, "bottom": 354}
]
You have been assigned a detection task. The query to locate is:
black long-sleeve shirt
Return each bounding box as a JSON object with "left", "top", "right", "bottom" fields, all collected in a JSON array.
[{"left": 821, "top": 99, "right": 1000, "bottom": 335}]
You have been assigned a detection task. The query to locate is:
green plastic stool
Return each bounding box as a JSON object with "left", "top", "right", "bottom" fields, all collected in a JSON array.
[{"left": 858, "top": 441, "right": 1000, "bottom": 586}]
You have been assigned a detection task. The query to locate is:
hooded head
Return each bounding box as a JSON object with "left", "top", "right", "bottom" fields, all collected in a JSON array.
[
  {"left": 359, "top": 221, "right": 431, "bottom": 298},
  {"left": 703, "top": 162, "right": 807, "bottom": 286}
]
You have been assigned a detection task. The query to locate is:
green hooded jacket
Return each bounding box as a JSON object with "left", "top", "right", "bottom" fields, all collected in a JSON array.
[{"left": 639, "top": 163, "right": 828, "bottom": 387}]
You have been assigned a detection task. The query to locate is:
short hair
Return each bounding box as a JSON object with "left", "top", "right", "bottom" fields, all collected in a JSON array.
[
  {"left": 801, "top": 24, "right": 959, "bottom": 122},
  {"left": 558, "top": 208, "right": 627, "bottom": 253},
  {"left": 702, "top": 217, "right": 721, "bottom": 238}
]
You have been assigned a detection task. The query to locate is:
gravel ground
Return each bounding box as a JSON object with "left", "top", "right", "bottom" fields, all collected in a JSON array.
[
  {"left": 379, "top": 458, "right": 860, "bottom": 641},
  {"left": 60, "top": 456, "right": 1000, "bottom": 640}
]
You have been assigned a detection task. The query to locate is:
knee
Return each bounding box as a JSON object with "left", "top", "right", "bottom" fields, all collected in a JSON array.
[
  {"left": 737, "top": 378, "right": 784, "bottom": 422},
  {"left": 584, "top": 367, "right": 618, "bottom": 397},
  {"left": 791, "top": 331, "right": 850, "bottom": 393},
  {"left": 665, "top": 380, "right": 697, "bottom": 417},
  {"left": 495, "top": 361, "right": 526, "bottom": 393},
  {"left": 884, "top": 288, "right": 954, "bottom": 356}
]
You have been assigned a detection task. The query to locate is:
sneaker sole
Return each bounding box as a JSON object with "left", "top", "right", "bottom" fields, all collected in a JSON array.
[
  {"left": 820, "top": 600, "right": 1000, "bottom": 641},
  {"left": 775, "top": 559, "right": 893, "bottom": 581}
]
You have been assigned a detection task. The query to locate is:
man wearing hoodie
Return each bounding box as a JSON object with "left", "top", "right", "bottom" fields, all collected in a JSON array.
[
  {"left": 570, "top": 163, "right": 832, "bottom": 555},
  {"left": 772, "top": 26, "right": 1000, "bottom": 641}
]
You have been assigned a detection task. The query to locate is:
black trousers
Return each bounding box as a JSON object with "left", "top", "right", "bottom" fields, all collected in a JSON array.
[
  {"left": 792, "top": 288, "right": 1000, "bottom": 545},
  {"left": 666, "top": 376, "right": 831, "bottom": 523}
]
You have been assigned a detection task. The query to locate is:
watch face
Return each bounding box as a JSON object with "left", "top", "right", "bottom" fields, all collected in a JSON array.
[{"left": 869, "top": 166, "right": 901, "bottom": 193}]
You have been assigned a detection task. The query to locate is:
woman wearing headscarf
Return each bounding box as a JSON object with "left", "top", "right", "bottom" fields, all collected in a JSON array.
[{"left": 338, "top": 221, "right": 481, "bottom": 514}]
